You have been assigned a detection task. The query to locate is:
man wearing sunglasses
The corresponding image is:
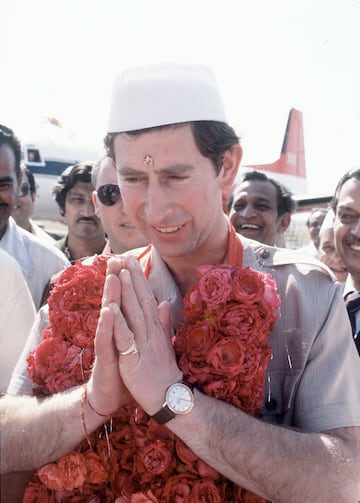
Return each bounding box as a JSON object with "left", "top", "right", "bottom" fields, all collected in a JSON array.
[{"left": 92, "top": 156, "right": 148, "bottom": 254}]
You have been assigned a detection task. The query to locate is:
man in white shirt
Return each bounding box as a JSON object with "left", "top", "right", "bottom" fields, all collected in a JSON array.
[
  {"left": 0, "top": 124, "right": 69, "bottom": 309},
  {"left": 0, "top": 249, "right": 36, "bottom": 392}
]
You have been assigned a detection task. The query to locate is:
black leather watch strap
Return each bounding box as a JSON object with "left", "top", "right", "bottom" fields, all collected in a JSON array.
[{"left": 151, "top": 404, "right": 175, "bottom": 425}]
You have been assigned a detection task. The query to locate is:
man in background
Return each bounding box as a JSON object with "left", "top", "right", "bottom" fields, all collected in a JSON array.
[
  {"left": 0, "top": 124, "right": 69, "bottom": 309},
  {"left": 297, "top": 207, "right": 327, "bottom": 258},
  {"left": 53, "top": 162, "right": 106, "bottom": 262},
  {"left": 318, "top": 208, "right": 348, "bottom": 284},
  {"left": 332, "top": 167, "right": 360, "bottom": 355},
  {"left": 227, "top": 170, "right": 296, "bottom": 246},
  {"left": 12, "top": 165, "right": 56, "bottom": 245},
  {"left": 92, "top": 156, "right": 148, "bottom": 254}
]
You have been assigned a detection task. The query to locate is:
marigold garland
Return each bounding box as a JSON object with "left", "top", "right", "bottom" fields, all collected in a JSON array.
[{"left": 23, "top": 256, "right": 280, "bottom": 502}]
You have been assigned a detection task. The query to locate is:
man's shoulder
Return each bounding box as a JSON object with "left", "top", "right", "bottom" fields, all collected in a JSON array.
[
  {"left": 242, "top": 237, "right": 335, "bottom": 281},
  {"left": 17, "top": 225, "right": 69, "bottom": 264}
]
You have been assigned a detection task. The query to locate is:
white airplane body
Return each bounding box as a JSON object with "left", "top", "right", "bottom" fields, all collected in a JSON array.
[
  {"left": 21, "top": 119, "right": 101, "bottom": 220},
  {"left": 22, "top": 110, "right": 315, "bottom": 223}
]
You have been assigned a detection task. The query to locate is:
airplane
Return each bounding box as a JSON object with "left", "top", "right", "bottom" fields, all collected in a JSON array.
[
  {"left": 236, "top": 108, "right": 307, "bottom": 195},
  {"left": 21, "top": 117, "right": 102, "bottom": 221}
]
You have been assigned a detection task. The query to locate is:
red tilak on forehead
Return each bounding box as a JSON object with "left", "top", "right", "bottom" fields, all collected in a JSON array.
[{"left": 143, "top": 155, "right": 154, "bottom": 166}]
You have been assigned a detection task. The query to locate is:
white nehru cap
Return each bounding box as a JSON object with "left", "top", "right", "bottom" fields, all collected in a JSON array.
[{"left": 107, "top": 63, "right": 227, "bottom": 133}]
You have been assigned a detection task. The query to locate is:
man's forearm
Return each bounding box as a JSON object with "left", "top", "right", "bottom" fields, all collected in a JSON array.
[
  {"left": 1, "top": 387, "right": 106, "bottom": 473},
  {"left": 168, "top": 390, "right": 360, "bottom": 502}
]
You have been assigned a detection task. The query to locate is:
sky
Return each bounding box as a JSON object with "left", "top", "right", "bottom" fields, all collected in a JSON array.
[{"left": 2, "top": 0, "right": 360, "bottom": 196}]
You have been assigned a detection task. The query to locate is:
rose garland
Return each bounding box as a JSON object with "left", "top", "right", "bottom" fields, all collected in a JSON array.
[{"left": 23, "top": 257, "right": 280, "bottom": 503}]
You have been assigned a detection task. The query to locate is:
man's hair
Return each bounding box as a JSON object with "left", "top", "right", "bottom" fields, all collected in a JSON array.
[
  {"left": 331, "top": 167, "right": 360, "bottom": 213},
  {"left": 91, "top": 155, "right": 116, "bottom": 189},
  {"left": 305, "top": 207, "right": 328, "bottom": 227},
  {"left": 227, "top": 170, "right": 296, "bottom": 215},
  {"left": 21, "top": 165, "right": 36, "bottom": 195},
  {"left": 0, "top": 124, "right": 22, "bottom": 180},
  {"left": 104, "top": 121, "right": 240, "bottom": 175},
  {"left": 53, "top": 162, "right": 94, "bottom": 214}
]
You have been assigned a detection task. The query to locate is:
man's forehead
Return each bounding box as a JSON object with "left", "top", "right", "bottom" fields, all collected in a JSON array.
[
  {"left": 338, "top": 178, "right": 360, "bottom": 202},
  {"left": 234, "top": 180, "right": 276, "bottom": 201},
  {"left": 68, "top": 182, "right": 93, "bottom": 194}
]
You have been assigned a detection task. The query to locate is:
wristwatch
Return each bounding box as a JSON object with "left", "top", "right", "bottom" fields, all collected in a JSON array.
[{"left": 151, "top": 382, "right": 195, "bottom": 425}]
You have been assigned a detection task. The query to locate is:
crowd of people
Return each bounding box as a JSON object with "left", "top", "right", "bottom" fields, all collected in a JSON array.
[{"left": 0, "top": 63, "right": 359, "bottom": 502}]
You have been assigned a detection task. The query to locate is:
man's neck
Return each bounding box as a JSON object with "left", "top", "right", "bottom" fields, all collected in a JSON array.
[
  {"left": 67, "top": 235, "right": 106, "bottom": 261},
  {"left": 350, "top": 273, "right": 360, "bottom": 293},
  {"left": 163, "top": 223, "right": 229, "bottom": 297}
]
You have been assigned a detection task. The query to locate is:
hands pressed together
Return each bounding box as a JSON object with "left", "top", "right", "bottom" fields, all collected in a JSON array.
[{"left": 86, "top": 256, "right": 183, "bottom": 418}]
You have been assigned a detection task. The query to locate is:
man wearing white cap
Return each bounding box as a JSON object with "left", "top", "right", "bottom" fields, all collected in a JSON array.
[
  {"left": 100, "top": 63, "right": 360, "bottom": 500},
  {"left": 5, "top": 64, "right": 360, "bottom": 501}
]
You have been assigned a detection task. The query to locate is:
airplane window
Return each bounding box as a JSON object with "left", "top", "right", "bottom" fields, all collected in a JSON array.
[{"left": 26, "top": 148, "right": 41, "bottom": 163}]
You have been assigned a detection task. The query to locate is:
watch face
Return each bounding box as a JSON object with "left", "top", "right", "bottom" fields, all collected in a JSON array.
[{"left": 166, "top": 383, "right": 194, "bottom": 415}]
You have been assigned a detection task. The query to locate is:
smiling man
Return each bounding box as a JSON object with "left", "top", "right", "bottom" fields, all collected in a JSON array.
[
  {"left": 6, "top": 65, "right": 360, "bottom": 501},
  {"left": 91, "top": 156, "right": 148, "bottom": 254},
  {"left": 53, "top": 162, "right": 106, "bottom": 262},
  {"left": 332, "top": 167, "right": 360, "bottom": 354},
  {"left": 227, "top": 170, "right": 295, "bottom": 246},
  {"left": 0, "top": 124, "right": 69, "bottom": 309}
]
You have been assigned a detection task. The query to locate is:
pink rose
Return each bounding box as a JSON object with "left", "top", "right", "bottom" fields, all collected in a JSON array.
[{"left": 197, "top": 265, "right": 233, "bottom": 310}]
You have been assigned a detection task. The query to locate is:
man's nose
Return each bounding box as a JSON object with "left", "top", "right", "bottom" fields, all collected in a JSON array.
[
  {"left": 144, "top": 184, "right": 171, "bottom": 222},
  {"left": 236, "top": 204, "right": 256, "bottom": 218},
  {"left": 81, "top": 199, "right": 96, "bottom": 216},
  {"left": 351, "top": 217, "right": 360, "bottom": 236}
]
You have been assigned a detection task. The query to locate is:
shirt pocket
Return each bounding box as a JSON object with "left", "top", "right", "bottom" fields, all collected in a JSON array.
[{"left": 260, "top": 369, "right": 302, "bottom": 426}]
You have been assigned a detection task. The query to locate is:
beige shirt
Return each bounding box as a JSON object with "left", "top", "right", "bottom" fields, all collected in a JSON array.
[{"left": 8, "top": 236, "right": 360, "bottom": 433}]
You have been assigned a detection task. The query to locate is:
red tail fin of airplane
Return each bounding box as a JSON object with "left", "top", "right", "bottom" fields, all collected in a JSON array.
[{"left": 242, "top": 108, "right": 307, "bottom": 193}]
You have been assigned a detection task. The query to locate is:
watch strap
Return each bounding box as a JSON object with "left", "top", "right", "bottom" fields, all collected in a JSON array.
[{"left": 151, "top": 403, "right": 176, "bottom": 425}]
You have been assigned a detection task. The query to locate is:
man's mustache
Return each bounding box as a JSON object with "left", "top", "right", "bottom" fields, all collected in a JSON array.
[{"left": 76, "top": 217, "right": 98, "bottom": 224}]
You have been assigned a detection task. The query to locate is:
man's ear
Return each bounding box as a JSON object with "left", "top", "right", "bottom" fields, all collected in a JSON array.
[
  {"left": 92, "top": 190, "right": 101, "bottom": 218},
  {"left": 277, "top": 212, "right": 291, "bottom": 234},
  {"left": 220, "top": 145, "right": 242, "bottom": 211}
]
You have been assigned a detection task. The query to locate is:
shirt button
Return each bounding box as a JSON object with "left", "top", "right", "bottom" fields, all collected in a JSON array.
[
  {"left": 259, "top": 248, "right": 270, "bottom": 259},
  {"left": 265, "top": 397, "right": 277, "bottom": 410}
]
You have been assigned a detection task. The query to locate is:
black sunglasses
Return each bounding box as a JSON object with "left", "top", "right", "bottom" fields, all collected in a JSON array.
[
  {"left": 18, "top": 181, "right": 30, "bottom": 198},
  {"left": 97, "top": 183, "right": 121, "bottom": 206}
]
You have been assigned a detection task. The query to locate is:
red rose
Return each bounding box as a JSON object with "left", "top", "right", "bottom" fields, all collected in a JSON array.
[
  {"left": 190, "top": 478, "right": 223, "bottom": 502},
  {"left": 37, "top": 452, "right": 87, "bottom": 491},
  {"left": 23, "top": 479, "right": 56, "bottom": 503},
  {"left": 84, "top": 451, "right": 108, "bottom": 484},
  {"left": 217, "top": 303, "right": 262, "bottom": 339},
  {"left": 136, "top": 440, "right": 175, "bottom": 482},
  {"left": 130, "top": 490, "right": 159, "bottom": 502},
  {"left": 232, "top": 266, "right": 265, "bottom": 303},
  {"left": 27, "top": 337, "right": 70, "bottom": 388},
  {"left": 175, "top": 321, "right": 219, "bottom": 361},
  {"left": 206, "top": 337, "right": 246, "bottom": 378},
  {"left": 202, "top": 376, "right": 237, "bottom": 400},
  {"left": 162, "top": 473, "right": 197, "bottom": 502}
]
